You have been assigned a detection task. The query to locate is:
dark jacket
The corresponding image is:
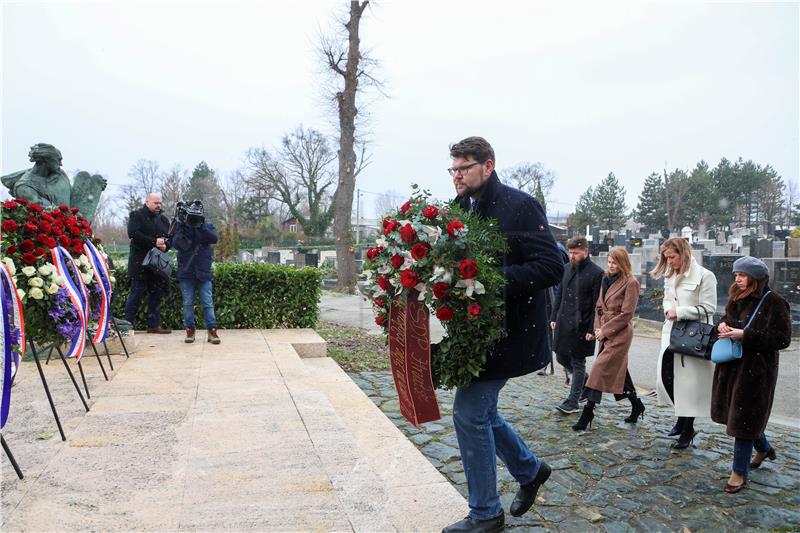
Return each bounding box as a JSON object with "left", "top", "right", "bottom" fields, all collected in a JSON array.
[
  {"left": 711, "top": 282, "right": 791, "bottom": 439},
  {"left": 456, "top": 172, "right": 564, "bottom": 381},
  {"left": 127, "top": 205, "right": 171, "bottom": 280},
  {"left": 550, "top": 257, "right": 604, "bottom": 358},
  {"left": 171, "top": 223, "right": 218, "bottom": 282}
]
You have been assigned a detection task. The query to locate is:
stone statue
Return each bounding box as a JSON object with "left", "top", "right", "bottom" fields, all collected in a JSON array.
[{"left": 1, "top": 143, "right": 107, "bottom": 223}]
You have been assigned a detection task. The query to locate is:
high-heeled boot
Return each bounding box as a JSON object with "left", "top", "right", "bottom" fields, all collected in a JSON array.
[
  {"left": 672, "top": 417, "right": 697, "bottom": 449},
  {"left": 624, "top": 397, "right": 645, "bottom": 424},
  {"left": 668, "top": 417, "right": 686, "bottom": 436},
  {"left": 572, "top": 401, "right": 595, "bottom": 431}
]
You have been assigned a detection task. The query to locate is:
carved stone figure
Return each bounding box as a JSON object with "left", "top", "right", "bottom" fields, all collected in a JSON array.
[{"left": 1, "top": 143, "right": 107, "bottom": 223}]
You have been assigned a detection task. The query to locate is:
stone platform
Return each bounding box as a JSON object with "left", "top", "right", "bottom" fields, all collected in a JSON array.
[{"left": 1, "top": 330, "right": 464, "bottom": 531}]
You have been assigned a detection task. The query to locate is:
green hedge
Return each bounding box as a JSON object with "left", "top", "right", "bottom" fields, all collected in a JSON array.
[{"left": 111, "top": 263, "right": 321, "bottom": 330}]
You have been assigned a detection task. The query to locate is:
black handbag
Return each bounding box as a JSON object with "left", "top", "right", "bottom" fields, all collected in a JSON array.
[
  {"left": 142, "top": 247, "right": 173, "bottom": 282},
  {"left": 669, "top": 305, "right": 717, "bottom": 362}
]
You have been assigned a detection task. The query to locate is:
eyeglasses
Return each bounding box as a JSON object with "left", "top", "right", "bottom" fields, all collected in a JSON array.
[{"left": 447, "top": 162, "right": 481, "bottom": 177}]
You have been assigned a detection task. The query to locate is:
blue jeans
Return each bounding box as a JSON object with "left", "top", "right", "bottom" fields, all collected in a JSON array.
[
  {"left": 124, "top": 276, "right": 164, "bottom": 328},
  {"left": 178, "top": 279, "right": 217, "bottom": 329},
  {"left": 733, "top": 434, "right": 771, "bottom": 476},
  {"left": 453, "top": 379, "right": 541, "bottom": 520}
]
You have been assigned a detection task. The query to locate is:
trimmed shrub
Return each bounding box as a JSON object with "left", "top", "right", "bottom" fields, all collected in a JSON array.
[{"left": 112, "top": 263, "right": 321, "bottom": 329}]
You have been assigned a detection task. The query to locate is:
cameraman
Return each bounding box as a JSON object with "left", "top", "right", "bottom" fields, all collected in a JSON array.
[
  {"left": 124, "top": 192, "right": 172, "bottom": 333},
  {"left": 170, "top": 201, "right": 221, "bottom": 344}
]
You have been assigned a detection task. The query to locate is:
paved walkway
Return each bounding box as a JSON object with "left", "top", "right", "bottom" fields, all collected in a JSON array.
[
  {"left": 352, "top": 371, "right": 800, "bottom": 532},
  {"left": 1, "top": 330, "right": 463, "bottom": 532}
]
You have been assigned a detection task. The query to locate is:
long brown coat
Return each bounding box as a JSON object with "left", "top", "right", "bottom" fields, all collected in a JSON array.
[
  {"left": 586, "top": 275, "right": 641, "bottom": 394},
  {"left": 711, "top": 284, "right": 791, "bottom": 439}
]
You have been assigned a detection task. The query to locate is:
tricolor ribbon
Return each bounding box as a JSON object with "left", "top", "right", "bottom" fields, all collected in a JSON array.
[
  {"left": 51, "top": 246, "right": 87, "bottom": 361},
  {"left": 84, "top": 241, "right": 112, "bottom": 343},
  {"left": 1, "top": 263, "right": 24, "bottom": 429}
]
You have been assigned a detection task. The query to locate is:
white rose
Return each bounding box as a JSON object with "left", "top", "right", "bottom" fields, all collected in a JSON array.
[
  {"left": 82, "top": 272, "right": 94, "bottom": 285},
  {"left": 38, "top": 264, "right": 54, "bottom": 276},
  {"left": 21, "top": 266, "right": 36, "bottom": 277},
  {"left": 3, "top": 257, "right": 16, "bottom": 275},
  {"left": 16, "top": 288, "right": 25, "bottom": 300},
  {"left": 28, "top": 277, "right": 44, "bottom": 288},
  {"left": 109, "top": 276, "right": 116, "bottom": 284},
  {"left": 28, "top": 287, "right": 44, "bottom": 300},
  {"left": 45, "top": 283, "right": 59, "bottom": 294},
  {"left": 79, "top": 254, "right": 90, "bottom": 267},
  {"left": 54, "top": 276, "right": 66, "bottom": 286}
]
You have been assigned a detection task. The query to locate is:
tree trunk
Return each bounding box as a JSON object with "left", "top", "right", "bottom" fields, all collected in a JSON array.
[{"left": 333, "top": 1, "right": 367, "bottom": 293}]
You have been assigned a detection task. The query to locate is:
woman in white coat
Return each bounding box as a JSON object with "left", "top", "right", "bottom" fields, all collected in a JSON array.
[{"left": 651, "top": 237, "right": 718, "bottom": 449}]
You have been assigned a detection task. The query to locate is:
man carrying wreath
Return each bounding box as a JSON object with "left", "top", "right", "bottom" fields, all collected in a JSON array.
[{"left": 442, "top": 137, "right": 564, "bottom": 533}]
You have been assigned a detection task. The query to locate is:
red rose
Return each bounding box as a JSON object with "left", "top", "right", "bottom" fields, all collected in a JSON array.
[
  {"left": 58, "top": 204, "right": 69, "bottom": 212},
  {"left": 21, "top": 253, "right": 36, "bottom": 265},
  {"left": 71, "top": 238, "right": 82, "bottom": 247},
  {"left": 51, "top": 208, "right": 61, "bottom": 216},
  {"left": 399, "top": 200, "right": 411, "bottom": 214},
  {"left": 23, "top": 222, "right": 37, "bottom": 233},
  {"left": 20, "top": 240, "right": 35, "bottom": 252},
  {"left": 383, "top": 219, "right": 400, "bottom": 236},
  {"left": 69, "top": 226, "right": 81, "bottom": 236},
  {"left": 35, "top": 247, "right": 47, "bottom": 257},
  {"left": 436, "top": 306, "right": 454, "bottom": 321},
  {"left": 14, "top": 198, "right": 28, "bottom": 205},
  {"left": 2, "top": 200, "right": 18, "bottom": 210},
  {"left": 400, "top": 269, "right": 420, "bottom": 288},
  {"left": 39, "top": 221, "right": 52, "bottom": 233},
  {"left": 421, "top": 205, "right": 439, "bottom": 219},
  {"left": 432, "top": 282, "right": 451, "bottom": 299},
  {"left": 59, "top": 236, "right": 71, "bottom": 248},
  {"left": 400, "top": 224, "right": 417, "bottom": 244},
  {"left": 375, "top": 315, "right": 386, "bottom": 327},
  {"left": 6, "top": 245, "right": 17, "bottom": 254},
  {"left": 377, "top": 275, "right": 391, "bottom": 291},
  {"left": 460, "top": 259, "right": 478, "bottom": 279},
  {"left": 411, "top": 243, "right": 430, "bottom": 261},
  {"left": 447, "top": 220, "right": 465, "bottom": 237},
  {"left": 46, "top": 237, "right": 57, "bottom": 249},
  {"left": 366, "top": 246, "right": 383, "bottom": 261},
  {"left": 70, "top": 207, "right": 80, "bottom": 214},
  {"left": 390, "top": 254, "right": 404, "bottom": 269},
  {"left": 27, "top": 203, "right": 43, "bottom": 213},
  {"left": 52, "top": 226, "right": 64, "bottom": 236},
  {"left": 41, "top": 213, "right": 54, "bottom": 222},
  {"left": 72, "top": 244, "right": 83, "bottom": 255},
  {"left": 374, "top": 297, "right": 385, "bottom": 308},
  {"left": 1, "top": 219, "right": 19, "bottom": 232},
  {"left": 66, "top": 216, "right": 78, "bottom": 226},
  {"left": 36, "top": 233, "right": 49, "bottom": 244},
  {"left": 467, "top": 303, "right": 481, "bottom": 318}
]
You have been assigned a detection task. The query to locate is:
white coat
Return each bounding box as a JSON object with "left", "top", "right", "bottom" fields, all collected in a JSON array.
[{"left": 656, "top": 257, "right": 718, "bottom": 417}]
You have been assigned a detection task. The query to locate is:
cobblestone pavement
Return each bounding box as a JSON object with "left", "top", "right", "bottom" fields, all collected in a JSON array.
[{"left": 350, "top": 371, "right": 800, "bottom": 532}]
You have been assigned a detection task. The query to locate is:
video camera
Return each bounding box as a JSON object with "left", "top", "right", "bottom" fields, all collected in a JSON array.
[{"left": 174, "top": 200, "right": 205, "bottom": 228}]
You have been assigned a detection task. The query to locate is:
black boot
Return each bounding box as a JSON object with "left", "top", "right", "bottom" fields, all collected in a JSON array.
[
  {"left": 668, "top": 416, "right": 686, "bottom": 436},
  {"left": 572, "top": 402, "right": 595, "bottom": 431},
  {"left": 442, "top": 512, "right": 505, "bottom": 533},
  {"left": 672, "top": 417, "right": 697, "bottom": 449},
  {"left": 510, "top": 462, "right": 551, "bottom": 517},
  {"left": 624, "top": 397, "right": 645, "bottom": 424}
]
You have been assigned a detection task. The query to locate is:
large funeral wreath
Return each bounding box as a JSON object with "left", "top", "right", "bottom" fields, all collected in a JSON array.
[{"left": 363, "top": 185, "right": 507, "bottom": 390}]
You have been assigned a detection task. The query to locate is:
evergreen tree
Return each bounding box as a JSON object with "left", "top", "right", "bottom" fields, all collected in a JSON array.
[
  {"left": 533, "top": 179, "right": 547, "bottom": 214},
  {"left": 232, "top": 223, "right": 241, "bottom": 258},
  {"left": 593, "top": 172, "right": 628, "bottom": 229},
  {"left": 571, "top": 186, "right": 595, "bottom": 232},
  {"left": 635, "top": 172, "right": 666, "bottom": 229},
  {"left": 186, "top": 161, "right": 225, "bottom": 226}
]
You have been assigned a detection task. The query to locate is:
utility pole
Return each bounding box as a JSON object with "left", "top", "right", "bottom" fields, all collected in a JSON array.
[{"left": 355, "top": 188, "right": 361, "bottom": 245}]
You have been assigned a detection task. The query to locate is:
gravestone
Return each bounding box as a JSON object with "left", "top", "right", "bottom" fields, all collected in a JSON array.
[
  {"left": 773, "top": 242, "right": 785, "bottom": 259},
  {"left": 239, "top": 251, "right": 254, "bottom": 263},
  {"left": 614, "top": 234, "right": 627, "bottom": 246},
  {"left": 696, "top": 239, "right": 715, "bottom": 251},
  {"left": 589, "top": 243, "right": 609, "bottom": 256},
  {"left": 704, "top": 254, "right": 740, "bottom": 303},
  {"left": 267, "top": 251, "right": 281, "bottom": 265},
  {"left": 590, "top": 253, "right": 608, "bottom": 270},
  {"left": 592, "top": 226, "right": 600, "bottom": 243},
  {"left": 253, "top": 249, "right": 263, "bottom": 259},
  {"left": 692, "top": 249, "right": 704, "bottom": 266},
  {"left": 787, "top": 238, "right": 800, "bottom": 258},
  {"left": 294, "top": 252, "right": 306, "bottom": 268},
  {"left": 629, "top": 253, "right": 643, "bottom": 275},
  {"left": 305, "top": 253, "right": 319, "bottom": 268},
  {"left": 750, "top": 238, "right": 773, "bottom": 258}
]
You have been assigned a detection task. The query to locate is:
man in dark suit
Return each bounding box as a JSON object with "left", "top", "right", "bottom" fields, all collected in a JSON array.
[
  {"left": 550, "top": 236, "right": 604, "bottom": 414},
  {"left": 123, "top": 192, "right": 172, "bottom": 333},
  {"left": 443, "top": 137, "right": 564, "bottom": 533}
]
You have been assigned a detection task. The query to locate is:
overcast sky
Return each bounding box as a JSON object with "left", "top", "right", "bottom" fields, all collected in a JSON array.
[{"left": 2, "top": 1, "right": 798, "bottom": 221}]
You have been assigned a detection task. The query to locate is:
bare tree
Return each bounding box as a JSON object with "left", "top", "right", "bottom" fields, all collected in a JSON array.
[
  {"left": 245, "top": 126, "right": 338, "bottom": 237},
  {"left": 500, "top": 162, "right": 556, "bottom": 212},
  {"left": 373, "top": 189, "right": 406, "bottom": 218},
  {"left": 160, "top": 165, "right": 188, "bottom": 220},
  {"left": 118, "top": 159, "right": 163, "bottom": 220},
  {"left": 319, "top": 0, "right": 383, "bottom": 292},
  {"left": 785, "top": 178, "right": 799, "bottom": 226},
  {"left": 220, "top": 168, "right": 250, "bottom": 225}
]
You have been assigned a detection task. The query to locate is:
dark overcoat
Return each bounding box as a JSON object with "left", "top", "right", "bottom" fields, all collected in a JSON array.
[
  {"left": 550, "top": 258, "right": 604, "bottom": 358},
  {"left": 711, "top": 283, "right": 791, "bottom": 439},
  {"left": 127, "top": 205, "right": 171, "bottom": 280},
  {"left": 456, "top": 172, "right": 564, "bottom": 381},
  {"left": 172, "top": 223, "right": 219, "bottom": 283},
  {"left": 586, "top": 275, "right": 640, "bottom": 394}
]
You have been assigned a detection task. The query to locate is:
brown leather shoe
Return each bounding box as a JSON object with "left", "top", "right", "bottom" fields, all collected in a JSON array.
[
  {"left": 146, "top": 326, "right": 172, "bottom": 334},
  {"left": 185, "top": 328, "right": 195, "bottom": 343},
  {"left": 207, "top": 328, "right": 221, "bottom": 344}
]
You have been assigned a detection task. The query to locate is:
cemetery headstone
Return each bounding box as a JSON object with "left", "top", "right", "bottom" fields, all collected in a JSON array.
[
  {"left": 305, "top": 253, "right": 319, "bottom": 268},
  {"left": 267, "top": 251, "right": 281, "bottom": 265},
  {"left": 592, "top": 226, "right": 601, "bottom": 243},
  {"left": 787, "top": 238, "right": 800, "bottom": 258}
]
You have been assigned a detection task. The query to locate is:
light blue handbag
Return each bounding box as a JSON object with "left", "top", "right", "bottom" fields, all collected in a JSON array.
[{"left": 710, "top": 291, "right": 770, "bottom": 364}]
